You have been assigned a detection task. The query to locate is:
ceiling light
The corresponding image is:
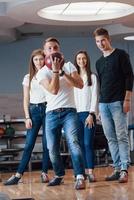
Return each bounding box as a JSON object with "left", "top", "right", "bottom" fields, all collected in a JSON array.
[
  {"left": 38, "top": 1, "right": 134, "bottom": 21},
  {"left": 124, "top": 36, "right": 134, "bottom": 40}
]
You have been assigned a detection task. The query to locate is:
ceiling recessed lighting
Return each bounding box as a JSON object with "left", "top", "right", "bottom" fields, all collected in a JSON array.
[
  {"left": 124, "top": 36, "right": 134, "bottom": 40},
  {"left": 38, "top": 1, "right": 134, "bottom": 21}
]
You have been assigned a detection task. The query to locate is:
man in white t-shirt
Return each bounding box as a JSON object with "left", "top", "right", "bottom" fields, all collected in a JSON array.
[{"left": 36, "top": 37, "right": 86, "bottom": 190}]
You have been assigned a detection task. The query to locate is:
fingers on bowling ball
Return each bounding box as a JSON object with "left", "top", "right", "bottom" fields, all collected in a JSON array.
[{"left": 45, "top": 52, "right": 64, "bottom": 69}]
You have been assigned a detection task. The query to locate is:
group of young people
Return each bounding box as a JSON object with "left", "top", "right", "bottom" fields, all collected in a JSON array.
[{"left": 4, "top": 28, "right": 133, "bottom": 190}]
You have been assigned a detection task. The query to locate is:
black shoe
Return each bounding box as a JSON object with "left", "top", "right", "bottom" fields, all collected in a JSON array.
[
  {"left": 105, "top": 171, "right": 120, "bottom": 181},
  {"left": 47, "top": 177, "right": 63, "bottom": 186},
  {"left": 4, "top": 175, "right": 21, "bottom": 185},
  {"left": 87, "top": 174, "right": 96, "bottom": 183}
]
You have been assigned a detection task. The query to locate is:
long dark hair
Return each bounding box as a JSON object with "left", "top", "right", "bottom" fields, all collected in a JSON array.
[
  {"left": 74, "top": 50, "right": 92, "bottom": 86},
  {"left": 28, "top": 49, "right": 45, "bottom": 88}
]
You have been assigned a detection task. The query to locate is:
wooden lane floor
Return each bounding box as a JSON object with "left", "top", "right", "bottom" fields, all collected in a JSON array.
[{"left": 0, "top": 166, "right": 134, "bottom": 200}]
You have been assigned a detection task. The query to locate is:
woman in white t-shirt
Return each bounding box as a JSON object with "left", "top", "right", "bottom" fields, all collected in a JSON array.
[
  {"left": 74, "top": 50, "right": 98, "bottom": 182},
  {"left": 4, "top": 49, "right": 50, "bottom": 185}
]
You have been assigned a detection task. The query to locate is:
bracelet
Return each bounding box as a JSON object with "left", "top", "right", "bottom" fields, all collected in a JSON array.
[
  {"left": 25, "top": 117, "right": 30, "bottom": 120},
  {"left": 60, "top": 70, "right": 65, "bottom": 76},
  {"left": 53, "top": 71, "right": 59, "bottom": 73},
  {"left": 89, "top": 113, "right": 95, "bottom": 117}
]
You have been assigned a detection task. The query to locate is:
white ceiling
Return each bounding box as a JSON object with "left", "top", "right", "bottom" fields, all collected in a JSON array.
[{"left": 0, "top": 0, "right": 134, "bottom": 43}]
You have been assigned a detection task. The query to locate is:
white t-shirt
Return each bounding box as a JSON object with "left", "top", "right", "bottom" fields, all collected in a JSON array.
[
  {"left": 22, "top": 74, "right": 46, "bottom": 104},
  {"left": 74, "top": 73, "right": 98, "bottom": 113},
  {"left": 36, "top": 62, "right": 77, "bottom": 112}
]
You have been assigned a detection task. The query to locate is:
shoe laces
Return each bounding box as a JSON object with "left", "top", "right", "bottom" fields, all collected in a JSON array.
[{"left": 8, "top": 175, "right": 16, "bottom": 181}]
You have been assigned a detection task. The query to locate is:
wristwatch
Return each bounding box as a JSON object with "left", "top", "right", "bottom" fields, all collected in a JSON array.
[
  {"left": 89, "top": 113, "right": 95, "bottom": 117},
  {"left": 60, "top": 70, "right": 65, "bottom": 76}
]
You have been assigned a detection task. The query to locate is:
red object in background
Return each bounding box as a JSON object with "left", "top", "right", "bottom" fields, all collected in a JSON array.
[
  {"left": 0, "top": 127, "right": 5, "bottom": 136},
  {"left": 45, "top": 52, "right": 65, "bottom": 70}
]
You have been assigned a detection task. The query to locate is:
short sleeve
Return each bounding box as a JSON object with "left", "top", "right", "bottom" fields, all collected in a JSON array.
[
  {"left": 64, "top": 62, "right": 77, "bottom": 74},
  {"left": 22, "top": 74, "right": 29, "bottom": 86},
  {"left": 36, "top": 67, "right": 48, "bottom": 83}
]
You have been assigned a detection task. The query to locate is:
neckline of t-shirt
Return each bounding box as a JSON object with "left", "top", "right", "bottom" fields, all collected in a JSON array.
[{"left": 103, "top": 48, "right": 116, "bottom": 58}]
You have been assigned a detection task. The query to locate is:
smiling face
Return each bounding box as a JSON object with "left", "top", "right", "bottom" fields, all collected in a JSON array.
[
  {"left": 76, "top": 53, "right": 87, "bottom": 69},
  {"left": 33, "top": 54, "right": 45, "bottom": 71},
  {"left": 95, "top": 35, "right": 111, "bottom": 53}
]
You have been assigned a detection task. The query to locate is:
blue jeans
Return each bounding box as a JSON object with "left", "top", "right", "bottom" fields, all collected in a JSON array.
[
  {"left": 45, "top": 108, "right": 85, "bottom": 177},
  {"left": 77, "top": 112, "right": 96, "bottom": 169},
  {"left": 17, "top": 103, "right": 49, "bottom": 174},
  {"left": 99, "top": 101, "right": 130, "bottom": 171}
]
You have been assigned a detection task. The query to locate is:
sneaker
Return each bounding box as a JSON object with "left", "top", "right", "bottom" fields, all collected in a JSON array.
[
  {"left": 4, "top": 175, "right": 21, "bottom": 185},
  {"left": 47, "top": 176, "right": 64, "bottom": 186},
  {"left": 74, "top": 179, "right": 86, "bottom": 190},
  {"left": 87, "top": 174, "right": 96, "bottom": 183},
  {"left": 41, "top": 173, "right": 49, "bottom": 183},
  {"left": 118, "top": 171, "right": 128, "bottom": 183},
  {"left": 74, "top": 174, "right": 87, "bottom": 181},
  {"left": 105, "top": 171, "right": 120, "bottom": 181}
]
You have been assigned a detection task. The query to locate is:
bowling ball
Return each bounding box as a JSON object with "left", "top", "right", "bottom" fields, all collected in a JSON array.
[
  {"left": 45, "top": 52, "right": 64, "bottom": 70},
  {"left": 0, "top": 127, "right": 5, "bottom": 136},
  {"left": 5, "top": 125, "right": 15, "bottom": 137}
]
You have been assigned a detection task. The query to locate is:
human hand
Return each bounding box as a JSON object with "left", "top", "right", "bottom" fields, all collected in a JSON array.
[
  {"left": 85, "top": 115, "right": 94, "bottom": 128},
  {"left": 123, "top": 100, "right": 131, "bottom": 113},
  {"left": 97, "top": 113, "right": 101, "bottom": 121},
  {"left": 25, "top": 118, "right": 32, "bottom": 129},
  {"left": 51, "top": 55, "right": 61, "bottom": 72}
]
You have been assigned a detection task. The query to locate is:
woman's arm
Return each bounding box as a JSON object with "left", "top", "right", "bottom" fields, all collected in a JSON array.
[
  {"left": 23, "top": 85, "right": 32, "bottom": 129},
  {"left": 90, "top": 74, "right": 99, "bottom": 114}
]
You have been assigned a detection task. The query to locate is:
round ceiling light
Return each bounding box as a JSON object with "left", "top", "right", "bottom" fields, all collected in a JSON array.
[
  {"left": 124, "top": 36, "right": 134, "bottom": 40},
  {"left": 38, "top": 1, "right": 134, "bottom": 21}
]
